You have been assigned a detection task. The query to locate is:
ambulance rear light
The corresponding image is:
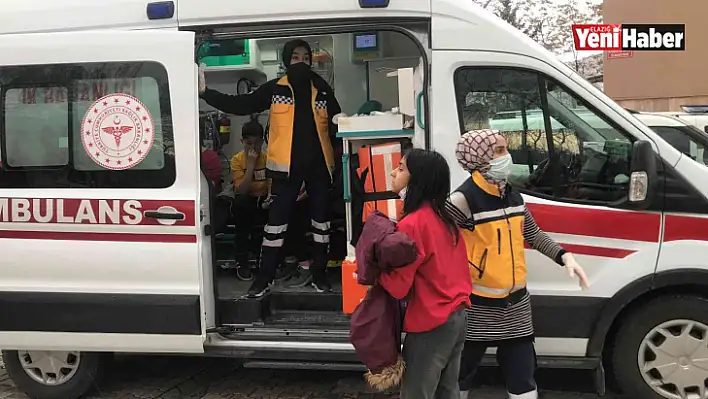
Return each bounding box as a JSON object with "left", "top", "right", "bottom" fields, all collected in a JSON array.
[
  {"left": 359, "top": 0, "right": 389, "bottom": 8},
  {"left": 147, "top": 1, "right": 175, "bottom": 20}
]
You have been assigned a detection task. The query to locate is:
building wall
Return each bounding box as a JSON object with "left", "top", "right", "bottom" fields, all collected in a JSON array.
[{"left": 603, "top": 0, "right": 708, "bottom": 111}]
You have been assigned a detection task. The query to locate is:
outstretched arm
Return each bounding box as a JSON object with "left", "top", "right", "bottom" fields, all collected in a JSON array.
[
  {"left": 522, "top": 208, "right": 566, "bottom": 265},
  {"left": 200, "top": 81, "right": 273, "bottom": 115}
]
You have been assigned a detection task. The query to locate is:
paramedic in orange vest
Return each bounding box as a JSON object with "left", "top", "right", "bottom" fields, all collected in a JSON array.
[{"left": 198, "top": 39, "right": 342, "bottom": 297}]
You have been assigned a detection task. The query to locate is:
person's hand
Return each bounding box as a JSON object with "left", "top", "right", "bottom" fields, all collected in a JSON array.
[
  {"left": 198, "top": 63, "right": 206, "bottom": 94},
  {"left": 262, "top": 195, "right": 274, "bottom": 210},
  {"left": 562, "top": 253, "right": 590, "bottom": 290},
  {"left": 246, "top": 148, "right": 259, "bottom": 168}
]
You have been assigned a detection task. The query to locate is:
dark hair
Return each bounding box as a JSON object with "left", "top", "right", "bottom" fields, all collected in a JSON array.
[
  {"left": 241, "top": 115, "right": 264, "bottom": 139},
  {"left": 401, "top": 148, "right": 460, "bottom": 244},
  {"left": 281, "top": 39, "right": 312, "bottom": 67}
]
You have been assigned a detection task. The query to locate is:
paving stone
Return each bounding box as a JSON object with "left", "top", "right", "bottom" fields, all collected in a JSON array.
[{"left": 0, "top": 354, "right": 618, "bottom": 398}]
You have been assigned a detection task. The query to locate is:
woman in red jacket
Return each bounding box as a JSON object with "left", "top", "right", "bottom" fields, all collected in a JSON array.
[{"left": 378, "top": 149, "right": 473, "bottom": 399}]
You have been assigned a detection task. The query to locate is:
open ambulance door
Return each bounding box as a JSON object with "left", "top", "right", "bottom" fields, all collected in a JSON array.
[{"left": 0, "top": 30, "right": 211, "bottom": 354}]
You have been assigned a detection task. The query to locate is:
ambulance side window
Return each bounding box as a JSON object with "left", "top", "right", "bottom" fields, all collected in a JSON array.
[
  {"left": 0, "top": 62, "right": 175, "bottom": 189},
  {"left": 454, "top": 67, "right": 634, "bottom": 205}
]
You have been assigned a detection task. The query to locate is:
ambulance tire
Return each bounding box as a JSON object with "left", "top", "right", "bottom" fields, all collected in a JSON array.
[
  {"left": 1, "top": 350, "right": 104, "bottom": 399},
  {"left": 611, "top": 295, "right": 708, "bottom": 399}
]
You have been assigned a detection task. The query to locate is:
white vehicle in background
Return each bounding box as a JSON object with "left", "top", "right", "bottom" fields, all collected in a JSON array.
[
  {"left": 653, "top": 105, "right": 708, "bottom": 133},
  {"left": 628, "top": 110, "right": 708, "bottom": 166}
]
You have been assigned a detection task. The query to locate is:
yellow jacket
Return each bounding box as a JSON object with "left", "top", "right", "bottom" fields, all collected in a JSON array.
[
  {"left": 452, "top": 172, "right": 528, "bottom": 299},
  {"left": 201, "top": 74, "right": 340, "bottom": 179}
]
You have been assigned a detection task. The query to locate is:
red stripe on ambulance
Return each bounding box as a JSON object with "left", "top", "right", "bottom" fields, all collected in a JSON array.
[
  {"left": 0, "top": 198, "right": 195, "bottom": 226},
  {"left": 0, "top": 230, "right": 196, "bottom": 243},
  {"left": 664, "top": 214, "right": 708, "bottom": 242},
  {"left": 524, "top": 242, "right": 636, "bottom": 259},
  {"left": 527, "top": 203, "right": 661, "bottom": 243}
]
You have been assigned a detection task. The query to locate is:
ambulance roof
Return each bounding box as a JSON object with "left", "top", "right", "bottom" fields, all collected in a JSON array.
[{"left": 0, "top": 0, "right": 572, "bottom": 82}]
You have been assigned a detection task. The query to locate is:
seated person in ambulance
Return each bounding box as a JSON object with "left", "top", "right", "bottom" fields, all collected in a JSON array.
[
  {"left": 199, "top": 39, "right": 342, "bottom": 297},
  {"left": 200, "top": 130, "right": 224, "bottom": 193},
  {"left": 230, "top": 117, "right": 269, "bottom": 282}
]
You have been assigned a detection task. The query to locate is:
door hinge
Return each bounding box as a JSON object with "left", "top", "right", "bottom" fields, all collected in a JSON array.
[{"left": 204, "top": 224, "right": 212, "bottom": 236}]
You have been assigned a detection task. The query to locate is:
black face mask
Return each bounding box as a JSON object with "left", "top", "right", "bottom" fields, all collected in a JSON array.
[{"left": 286, "top": 62, "right": 311, "bottom": 84}]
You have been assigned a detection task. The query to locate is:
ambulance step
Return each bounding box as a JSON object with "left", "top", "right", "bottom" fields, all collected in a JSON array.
[
  {"left": 243, "top": 360, "right": 365, "bottom": 371},
  {"left": 269, "top": 291, "right": 342, "bottom": 312},
  {"left": 264, "top": 310, "right": 350, "bottom": 329},
  {"left": 218, "top": 294, "right": 271, "bottom": 325}
]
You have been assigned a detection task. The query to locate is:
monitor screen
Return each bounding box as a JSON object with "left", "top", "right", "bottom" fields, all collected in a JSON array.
[{"left": 354, "top": 34, "right": 378, "bottom": 50}]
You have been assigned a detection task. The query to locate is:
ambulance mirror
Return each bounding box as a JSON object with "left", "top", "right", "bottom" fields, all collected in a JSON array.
[{"left": 627, "top": 140, "right": 657, "bottom": 208}]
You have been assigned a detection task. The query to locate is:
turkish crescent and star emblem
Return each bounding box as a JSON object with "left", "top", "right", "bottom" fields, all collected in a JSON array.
[{"left": 80, "top": 93, "right": 155, "bottom": 170}]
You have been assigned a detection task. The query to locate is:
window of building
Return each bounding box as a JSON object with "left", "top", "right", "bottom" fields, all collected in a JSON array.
[
  {"left": 454, "top": 67, "right": 634, "bottom": 204},
  {"left": 0, "top": 62, "right": 175, "bottom": 189}
]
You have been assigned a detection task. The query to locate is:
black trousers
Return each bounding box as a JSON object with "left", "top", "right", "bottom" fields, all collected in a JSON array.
[
  {"left": 458, "top": 337, "right": 537, "bottom": 395},
  {"left": 282, "top": 198, "right": 311, "bottom": 262},
  {"left": 232, "top": 195, "right": 267, "bottom": 265},
  {"left": 260, "top": 171, "right": 330, "bottom": 280}
]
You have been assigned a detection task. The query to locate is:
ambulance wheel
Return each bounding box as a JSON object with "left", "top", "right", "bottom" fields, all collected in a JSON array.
[
  {"left": 2, "top": 350, "right": 104, "bottom": 399},
  {"left": 612, "top": 295, "right": 708, "bottom": 399}
]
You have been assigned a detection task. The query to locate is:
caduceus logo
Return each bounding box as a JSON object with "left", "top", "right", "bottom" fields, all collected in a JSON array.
[
  {"left": 80, "top": 93, "right": 155, "bottom": 171},
  {"left": 102, "top": 116, "right": 134, "bottom": 147}
]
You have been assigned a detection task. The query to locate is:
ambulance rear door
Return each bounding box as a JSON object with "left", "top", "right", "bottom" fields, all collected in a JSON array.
[{"left": 0, "top": 30, "right": 208, "bottom": 353}]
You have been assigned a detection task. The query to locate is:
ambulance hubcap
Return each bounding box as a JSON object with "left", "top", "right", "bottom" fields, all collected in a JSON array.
[
  {"left": 18, "top": 350, "right": 80, "bottom": 386},
  {"left": 638, "top": 319, "right": 708, "bottom": 398}
]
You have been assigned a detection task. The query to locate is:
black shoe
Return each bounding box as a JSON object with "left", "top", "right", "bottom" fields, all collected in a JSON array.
[
  {"left": 284, "top": 267, "right": 313, "bottom": 288},
  {"left": 236, "top": 264, "right": 254, "bottom": 281},
  {"left": 311, "top": 271, "right": 332, "bottom": 293},
  {"left": 275, "top": 258, "right": 299, "bottom": 281},
  {"left": 247, "top": 277, "right": 271, "bottom": 298}
]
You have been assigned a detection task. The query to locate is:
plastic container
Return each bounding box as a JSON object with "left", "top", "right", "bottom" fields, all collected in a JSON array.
[{"left": 341, "top": 259, "right": 369, "bottom": 314}]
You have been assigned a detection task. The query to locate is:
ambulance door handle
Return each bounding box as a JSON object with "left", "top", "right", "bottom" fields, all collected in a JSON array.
[{"left": 144, "top": 211, "right": 185, "bottom": 220}]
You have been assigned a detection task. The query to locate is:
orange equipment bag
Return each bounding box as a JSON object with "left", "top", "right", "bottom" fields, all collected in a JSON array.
[
  {"left": 356, "top": 142, "right": 404, "bottom": 223},
  {"left": 341, "top": 259, "right": 369, "bottom": 314}
]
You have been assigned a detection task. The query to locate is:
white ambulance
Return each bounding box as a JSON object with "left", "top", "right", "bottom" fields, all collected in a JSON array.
[{"left": 0, "top": 1, "right": 707, "bottom": 399}]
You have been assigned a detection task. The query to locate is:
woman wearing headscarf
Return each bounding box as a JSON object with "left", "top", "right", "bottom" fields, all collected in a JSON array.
[{"left": 445, "top": 129, "right": 590, "bottom": 399}]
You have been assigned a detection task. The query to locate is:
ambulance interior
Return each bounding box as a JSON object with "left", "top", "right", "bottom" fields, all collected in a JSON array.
[{"left": 199, "top": 30, "right": 425, "bottom": 326}]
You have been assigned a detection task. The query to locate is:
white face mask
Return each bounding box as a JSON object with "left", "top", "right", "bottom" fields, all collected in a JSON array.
[
  {"left": 486, "top": 153, "right": 513, "bottom": 180},
  {"left": 398, "top": 186, "right": 407, "bottom": 201}
]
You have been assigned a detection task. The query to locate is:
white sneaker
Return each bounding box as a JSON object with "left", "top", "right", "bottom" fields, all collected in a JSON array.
[{"left": 508, "top": 390, "right": 538, "bottom": 399}]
